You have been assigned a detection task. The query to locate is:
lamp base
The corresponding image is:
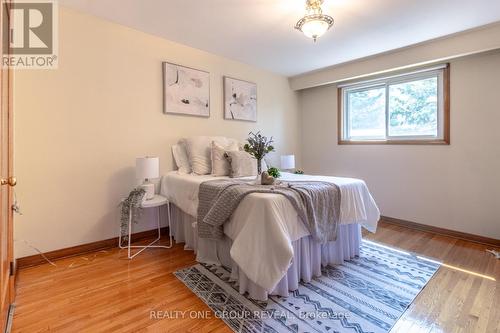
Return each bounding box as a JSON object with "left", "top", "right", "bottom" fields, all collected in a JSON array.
[{"left": 140, "top": 183, "right": 155, "bottom": 200}]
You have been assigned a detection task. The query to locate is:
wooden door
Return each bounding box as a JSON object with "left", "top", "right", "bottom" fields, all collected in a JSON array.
[{"left": 0, "top": 0, "right": 14, "bottom": 331}]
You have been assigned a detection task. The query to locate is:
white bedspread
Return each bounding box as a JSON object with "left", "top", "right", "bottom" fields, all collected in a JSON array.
[{"left": 161, "top": 171, "right": 380, "bottom": 291}]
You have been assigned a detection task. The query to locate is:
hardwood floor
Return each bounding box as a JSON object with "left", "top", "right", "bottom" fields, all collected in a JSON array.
[{"left": 12, "top": 222, "right": 499, "bottom": 333}]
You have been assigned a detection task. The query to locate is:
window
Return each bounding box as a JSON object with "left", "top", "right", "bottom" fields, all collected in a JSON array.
[{"left": 338, "top": 64, "right": 449, "bottom": 144}]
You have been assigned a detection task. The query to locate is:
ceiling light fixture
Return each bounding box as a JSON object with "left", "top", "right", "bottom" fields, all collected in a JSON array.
[{"left": 295, "top": 0, "right": 334, "bottom": 42}]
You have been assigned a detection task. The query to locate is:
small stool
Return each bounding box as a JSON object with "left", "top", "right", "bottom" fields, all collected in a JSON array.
[{"left": 118, "top": 194, "right": 173, "bottom": 259}]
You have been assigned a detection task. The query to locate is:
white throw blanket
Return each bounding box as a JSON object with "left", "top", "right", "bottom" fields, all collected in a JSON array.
[
  {"left": 161, "top": 172, "right": 380, "bottom": 291},
  {"left": 197, "top": 180, "right": 341, "bottom": 243}
]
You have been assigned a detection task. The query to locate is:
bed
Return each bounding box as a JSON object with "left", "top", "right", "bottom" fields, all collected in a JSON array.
[{"left": 161, "top": 171, "right": 380, "bottom": 301}]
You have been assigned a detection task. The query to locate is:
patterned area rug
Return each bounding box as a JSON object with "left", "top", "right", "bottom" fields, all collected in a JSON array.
[{"left": 174, "top": 240, "right": 440, "bottom": 333}]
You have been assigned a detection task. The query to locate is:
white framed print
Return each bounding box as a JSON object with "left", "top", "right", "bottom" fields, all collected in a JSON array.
[
  {"left": 224, "top": 76, "right": 257, "bottom": 122},
  {"left": 163, "top": 62, "right": 210, "bottom": 117}
]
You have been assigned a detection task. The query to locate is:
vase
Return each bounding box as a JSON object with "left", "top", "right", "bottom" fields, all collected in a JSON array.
[
  {"left": 254, "top": 158, "right": 263, "bottom": 184},
  {"left": 257, "top": 158, "right": 263, "bottom": 175}
]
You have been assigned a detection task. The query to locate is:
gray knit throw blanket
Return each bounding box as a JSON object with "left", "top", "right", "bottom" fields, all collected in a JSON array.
[{"left": 197, "top": 179, "right": 341, "bottom": 244}]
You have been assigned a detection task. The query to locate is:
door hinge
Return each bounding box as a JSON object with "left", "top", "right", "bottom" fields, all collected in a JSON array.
[{"left": 9, "top": 261, "right": 14, "bottom": 276}]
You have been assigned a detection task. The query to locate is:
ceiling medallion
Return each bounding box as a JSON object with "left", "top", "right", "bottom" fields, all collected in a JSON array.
[{"left": 295, "top": 0, "right": 334, "bottom": 42}]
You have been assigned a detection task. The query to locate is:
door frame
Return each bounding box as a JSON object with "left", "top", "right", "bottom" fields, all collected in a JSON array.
[
  {"left": 7, "top": 1, "right": 14, "bottom": 305},
  {"left": 1, "top": 0, "right": 15, "bottom": 331}
]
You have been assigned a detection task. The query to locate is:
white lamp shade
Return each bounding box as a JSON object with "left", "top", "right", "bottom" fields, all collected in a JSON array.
[
  {"left": 280, "top": 155, "right": 295, "bottom": 170},
  {"left": 136, "top": 157, "right": 159, "bottom": 180},
  {"left": 302, "top": 20, "right": 329, "bottom": 39}
]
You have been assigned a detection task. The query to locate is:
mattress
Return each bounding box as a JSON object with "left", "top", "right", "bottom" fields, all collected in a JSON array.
[{"left": 161, "top": 171, "right": 380, "bottom": 233}]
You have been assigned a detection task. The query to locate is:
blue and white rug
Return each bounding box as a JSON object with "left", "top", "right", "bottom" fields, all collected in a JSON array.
[{"left": 174, "top": 240, "right": 440, "bottom": 333}]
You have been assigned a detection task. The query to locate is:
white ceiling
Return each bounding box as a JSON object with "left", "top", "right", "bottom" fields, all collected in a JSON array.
[{"left": 59, "top": 0, "right": 500, "bottom": 77}]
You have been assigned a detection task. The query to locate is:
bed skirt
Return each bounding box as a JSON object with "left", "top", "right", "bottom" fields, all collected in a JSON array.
[{"left": 169, "top": 204, "right": 361, "bottom": 301}]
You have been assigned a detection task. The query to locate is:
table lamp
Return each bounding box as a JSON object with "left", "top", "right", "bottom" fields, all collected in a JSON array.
[
  {"left": 136, "top": 156, "right": 159, "bottom": 200},
  {"left": 280, "top": 155, "right": 295, "bottom": 172}
]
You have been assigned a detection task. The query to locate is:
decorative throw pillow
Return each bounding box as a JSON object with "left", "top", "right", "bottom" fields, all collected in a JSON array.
[
  {"left": 211, "top": 141, "right": 239, "bottom": 176},
  {"left": 184, "top": 136, "right": 240, "bottom": 175},
  {"left": 225, "top": 151, "right": 258, "bottom": 178},
  {"left": 172, "top": 143, "right": 191, "bottom": 174}
]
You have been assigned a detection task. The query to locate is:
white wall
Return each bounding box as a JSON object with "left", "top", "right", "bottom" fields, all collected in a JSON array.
[
  {"left": 300, "top": 50, "right": 500, "bottom": 239},
  {"left": 290, "top": 22, "right": 500, "bottom": 90},
  {"left": 13, "top": 7, "right": 301, "bottom": 258}
]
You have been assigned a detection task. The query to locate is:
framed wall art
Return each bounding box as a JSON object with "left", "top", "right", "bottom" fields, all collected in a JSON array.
[
  {"left": 163, "top": 62, "right": 210, "bottom": 117},
  {"left": 223, "top": 76, "right": 257, "bottom": 122}
]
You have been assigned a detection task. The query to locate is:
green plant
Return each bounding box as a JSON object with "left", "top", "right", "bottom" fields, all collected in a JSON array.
[
  {"left": 267, "top": 167, "right": 281, "bottom": 178},
  {"left": 243, "top": 131, "right": 274, "bottom": 174},
  {"left": 119, "top": 187, "right": 146, "bottom": 244}
]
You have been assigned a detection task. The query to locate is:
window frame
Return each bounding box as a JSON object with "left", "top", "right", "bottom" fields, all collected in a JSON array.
[{"left": 337, "top": 63, "right": 450, "bottom": 145}]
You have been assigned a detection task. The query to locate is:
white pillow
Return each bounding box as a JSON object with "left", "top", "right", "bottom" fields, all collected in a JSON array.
[
  {"left": 211, "top": 141, "right": 239, "bottom": 176},
  {"left": 172, "top": 143, "right": 191, "bottom": 174},
  {"left": 261, "top": 159, "right": 269, "bottom": 172},
  {"left": 225, "top": 151, "right": 258, "bottom": 178},
  {"left": 184, "top": 136, "right": 239, "bottom": 175}
]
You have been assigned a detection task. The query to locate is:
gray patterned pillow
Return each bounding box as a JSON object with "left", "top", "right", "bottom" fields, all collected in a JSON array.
[{"left": 224, "top": 151, "right": 257, "bottom": 178}]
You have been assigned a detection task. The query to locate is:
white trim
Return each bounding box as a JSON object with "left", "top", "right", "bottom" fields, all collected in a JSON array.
[
  {"left": 341, "top": 66, "right": 445, "bottom": 142},
  {"left": 339, "top": 65, "right": 445, "bottom": 89}
]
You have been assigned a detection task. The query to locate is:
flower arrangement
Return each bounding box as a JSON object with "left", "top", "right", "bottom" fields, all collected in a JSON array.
[{"left": 244, "top": 131, "right": 275, "bottom": 174}]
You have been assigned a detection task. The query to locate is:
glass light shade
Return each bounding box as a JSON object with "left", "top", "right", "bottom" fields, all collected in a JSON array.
[{"left": 301, "top": 19, "right": 329, "bottom": 39}]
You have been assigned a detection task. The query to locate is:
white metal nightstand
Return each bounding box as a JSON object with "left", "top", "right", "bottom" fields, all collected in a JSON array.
[{"left": 119, "top": 194, "right": 173, "bottom": 259}]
